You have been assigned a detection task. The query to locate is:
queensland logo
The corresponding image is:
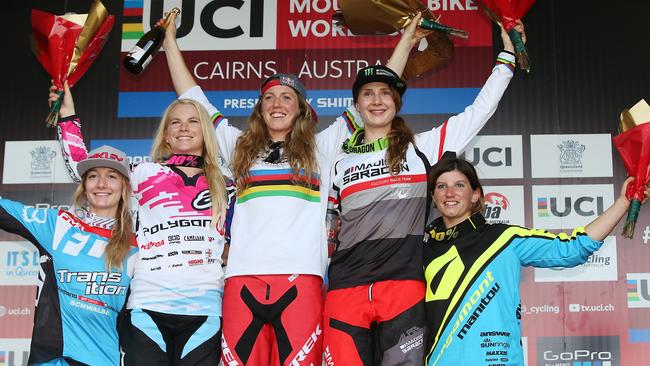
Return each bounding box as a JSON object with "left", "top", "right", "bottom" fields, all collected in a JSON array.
[
  {"left": 188, "top": 259, "right": 204, "bottom": 266},
  {"left": 30, "top": 146, "right": 57, "bottom": 178},
  {"left": 558, "top": 140, "right": 585, "bottom": 171},
  {"left": 192, "top": 190, "right": 211, "bottom": 210}
]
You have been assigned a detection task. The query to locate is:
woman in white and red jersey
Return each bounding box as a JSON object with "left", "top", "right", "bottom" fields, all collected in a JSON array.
[
  {"left": 52, "top": 81, "right": 233, "bottom": 365},
  {"left": 323, "top": 18, "right": 525, "bottom": 365}
]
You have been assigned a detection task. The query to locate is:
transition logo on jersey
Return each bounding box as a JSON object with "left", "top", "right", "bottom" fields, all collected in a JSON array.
[
  {"left": 0, "top": 338, "right": 31, "bottom": 366},
  {"left": 90, "top": 139, "right": 153, "bottom": 165},
  {"left": 2, "top": 141, "right": 75, "bottom": 184},
  {"left": 534, "top": 236, "right": 617, "bottom": 282},
  {"left": 627, "top": 273, "right": 650, "bottom": 308},
  {"left": 530, "top": 134, "right": 613, "bottom": 178},
  {"left": 461, "top": 135, "right": 524, "bottom": 179},
  {"left": 0, "top": 287, "right": 36, "bottom": 338},
  {"left": 482, "top": 186, "right": 525, "bottom": 226},
  {"left": 0, "top": 241, "right": 40, "bottom": 286},
  {"left": 532, "top": 184, "right": 614, "bottom": 229},
  {"left": 537, "top": 335, "right": 620, "bottom": 366}
]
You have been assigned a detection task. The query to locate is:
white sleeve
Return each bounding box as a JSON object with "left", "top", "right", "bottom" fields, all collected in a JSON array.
[
  {"left": 179, "top": 85, "right": 242, "bottom": 165},
  {"left": 415, "top": 51, "right": 515, "bottom": 163},
  {"left": 315, "top": 106, "right": 361, "bottom": 162}
]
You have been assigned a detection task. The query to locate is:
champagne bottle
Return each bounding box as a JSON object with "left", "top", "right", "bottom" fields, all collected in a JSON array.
[{"left": 123, "top": 8, "right": 180, "bottom": 74}]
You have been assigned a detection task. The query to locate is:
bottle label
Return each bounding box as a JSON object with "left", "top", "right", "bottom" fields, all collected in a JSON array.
[
  {"left": 141, "top": 55, "right": 154, "bottom": 69},
  {"left": 127, "top": 45, "right": 145, "bottom": 60}
]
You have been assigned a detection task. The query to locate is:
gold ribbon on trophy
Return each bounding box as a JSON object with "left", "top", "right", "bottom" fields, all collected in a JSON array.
[{"left": 333, "top": 0, "right": 469, "bottom": 79}]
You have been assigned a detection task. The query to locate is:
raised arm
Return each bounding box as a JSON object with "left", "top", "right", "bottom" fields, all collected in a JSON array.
[
  {"left": 385, "top": 12, "right": 432, "bottom": 77},
  {"left": 49, "top": 82, "right": 87, "bottom": 183},
  {"left": 161, "top": 12, "right": 196, "bottom": 96},
  {"left": 585, "top": 177, "right": 650, "bottom": 241}
]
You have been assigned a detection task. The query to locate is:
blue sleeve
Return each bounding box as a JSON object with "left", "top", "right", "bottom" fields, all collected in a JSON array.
[
  {"left": 508, "top": 226, "right": 602, "bottom": 268},
  {"left": 0, "top": 198, "right": 57, "bottom": 253}
]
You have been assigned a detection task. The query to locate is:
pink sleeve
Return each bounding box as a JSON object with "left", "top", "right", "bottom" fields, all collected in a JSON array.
[{"left": 56, "top": 115, "right": 88, "bottom": 183}]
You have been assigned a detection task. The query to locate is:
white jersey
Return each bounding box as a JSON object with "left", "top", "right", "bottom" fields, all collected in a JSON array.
[{"left": 180, "top": 86, "right": 359, "bottom": 278}]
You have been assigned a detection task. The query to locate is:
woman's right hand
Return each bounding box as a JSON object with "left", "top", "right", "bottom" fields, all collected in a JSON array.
[
  {"left": 48, "top": 81, "right": 75, "bottom": 118},
  {"left": 160, "top": 11, "right": 179, "bottom": 50}
]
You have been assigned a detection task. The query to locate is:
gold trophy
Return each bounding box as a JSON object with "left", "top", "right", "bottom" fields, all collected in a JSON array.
[{"left": 333, "top": 0, "right": 469, "bottom": 79}]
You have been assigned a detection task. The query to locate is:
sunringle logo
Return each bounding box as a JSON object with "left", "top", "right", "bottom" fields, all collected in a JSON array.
[
  {"left": 627, "top": 273, "right": 650, "bottom": 308},
  {"left": 482, "top": 186, "right": 525, "bottom": 226},
  {"left": 121, "top": 1, "right": 277, "bottom": 52},
  {"left": 460, "top": 135, "right": 523, "bottom": 179},
  {"left": 532, "top": 185, "right": 614, "bottom": 229},
  {"left": 535, "top": 236, "right": 617, "bottom": 283},
  {"left": 531, "top": 134, "right": 613, "bottom": 178},
  {"left": 537, "top": 335, "right": 619, "bottom": 366}
]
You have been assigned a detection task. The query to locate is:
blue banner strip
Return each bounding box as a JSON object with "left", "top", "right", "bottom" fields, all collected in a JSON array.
[
  {"left": 118, "top": 88, "right": 480, "bottom": 118},
  {"left": 629, "top": 328, "right": 650, "bottom": 343},
  {"left": 124, "top": 0, "right": 144, "bottom": 9}
]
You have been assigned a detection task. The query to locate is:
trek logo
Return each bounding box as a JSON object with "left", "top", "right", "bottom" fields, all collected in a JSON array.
[
  {"left": 57, "top": 269, "right": 126, "bottom": 295},
  {"left": 289, "top": 323, "right": 322, "bottom": 365},
  {"left": 192, "top": 190, "right": 211, "bottom": 211},
  {"left": 627, "top": 273, "right": 650, "bottom": 308},
  {"left": 342, "top": 159, "right": 409, "bottom": 185},
  {"left": 461, "top": 136, "right": 523, "bottom": 179},
  {"left": 537, "top": 196, "right": 604, "bottom": 217}
]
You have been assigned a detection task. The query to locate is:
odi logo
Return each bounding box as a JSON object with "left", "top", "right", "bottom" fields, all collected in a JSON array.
[{"left": 461, "top": 135, "right": 523, "bottom": 179}]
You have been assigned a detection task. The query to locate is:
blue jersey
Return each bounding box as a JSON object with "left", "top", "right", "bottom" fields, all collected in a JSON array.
[
  {"left": 0, "top": 198, "right": 137, "bottom": 366},
  {"left": 423, "top": 213, "right": 602, "bottom": 366}
]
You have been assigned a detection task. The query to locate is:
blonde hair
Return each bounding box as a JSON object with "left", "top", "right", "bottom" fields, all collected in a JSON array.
[
  {"left": 150, "top": 99, "right": 227, "bottom": 224},
  {"left": 73, "top": 171, "right": 134, "bottom": 270},
  {"left": 231, "top": 96, "right": 317, "bottom": 189}
]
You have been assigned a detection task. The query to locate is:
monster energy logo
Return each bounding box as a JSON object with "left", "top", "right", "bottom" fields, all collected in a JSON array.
[{"left": 364, "top": 68, "right": 374, "bottom": 76}]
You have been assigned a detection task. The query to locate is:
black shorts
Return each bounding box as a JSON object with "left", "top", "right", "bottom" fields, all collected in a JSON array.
[{"left": 121, "top": 308, "right": 222, "bottom": 366}]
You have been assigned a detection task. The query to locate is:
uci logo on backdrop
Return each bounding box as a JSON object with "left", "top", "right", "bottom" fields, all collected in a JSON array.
[
  {"left": 121, "top": 1, "right": 277, "bottom": 52},
  {"left": 532, "top": 184, "right": 614, "bottom": 230},
  {"left": 461, "top": 135, "right": 523, "bottom": 179}
]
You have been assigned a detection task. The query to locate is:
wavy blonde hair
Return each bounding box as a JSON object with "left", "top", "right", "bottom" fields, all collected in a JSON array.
[
  {"left": 73, "top": 170, "right": 133, "bottom": 270},
  {"left": 231, "top": 95, "right": 317, "bottom": 189},
  {"left": 150, "top": 99, "right": 227, "bottom": 223}
]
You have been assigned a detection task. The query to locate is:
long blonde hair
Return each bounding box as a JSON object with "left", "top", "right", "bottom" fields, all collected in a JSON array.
[
  {"left": 73, "top": 171, "right": 133, "bottom": 270},
  {"left": 150, "top": 99, "right": 227, "bottom": 223},
  {"left": 231, "top": 96, "right": 317, "bottom": 189}
]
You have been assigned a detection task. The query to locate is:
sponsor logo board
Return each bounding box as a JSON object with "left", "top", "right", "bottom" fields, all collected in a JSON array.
[
  {"left": 536, "top": 335, "right": 620, "bottom": 366},
  {"left": 3, "top": 141, "right": 75, "bottom": 184},
  {"left": 482, "top": 186, "right": 525, "bottom": 226},
  {"left": 534, "top": 236, "right": 617, "bottom": 282},
  {"left": 462, "top": 135, "right": 524, "bottom": 179},
  {"left": 0, "top": 242, "right": 40, "bottom": 286},
  {"left": 0, "top": 338, "right": 31, "bottom": 366},
  {"left": 530, "top": 134, "right": 613, "bottom": 178},
  {"left": 627, "top": 273, "right": 650, "bottom": 308},
  {"left": 532, "top": 184, "right": 614, "bottom": 229}
]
